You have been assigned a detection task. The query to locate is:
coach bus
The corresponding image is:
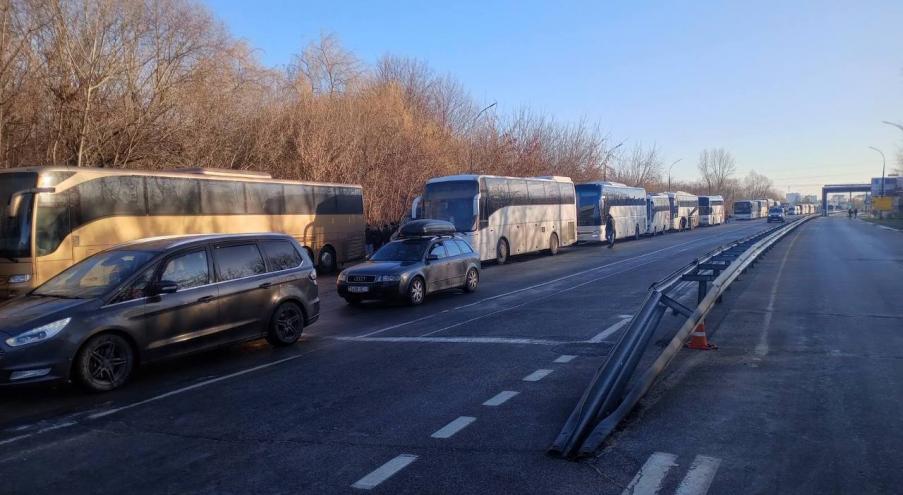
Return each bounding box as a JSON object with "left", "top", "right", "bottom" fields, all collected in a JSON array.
[
  {"left": 698, "top": 195, "right": 725, "bottom": 226},
  {"left": 733, "top": 200, "right": 758, "bottom": 220},
  {"left": 665, "top": 191, "right": 699, "bottom": 231},
  {"left": 576, "top": 182, "right": 647, "bottom": 243},
  {"left": 755, "top": 199, "right": 769, "bottom": 218},
  {"left": 646, "top": 194, "right": 670, "bottom": 235},
  {"left": 416, "top": 174, "right": 577, "bottom": 263},
  {"left": 0, "top": 167, "right": 364, "bottom": 297}
]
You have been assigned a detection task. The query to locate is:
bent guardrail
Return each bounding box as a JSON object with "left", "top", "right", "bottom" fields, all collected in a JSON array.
[{"left": 548, "top": 215, "right": 817, "bottom": 459}]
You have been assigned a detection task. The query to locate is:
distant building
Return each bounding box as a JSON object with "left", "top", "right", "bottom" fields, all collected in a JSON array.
[
  {"left": 803, "top": 194, "right": 818, "bottom": 204},
  {"left": 786, "top": 192, "right": 801, "bottom": 204}
]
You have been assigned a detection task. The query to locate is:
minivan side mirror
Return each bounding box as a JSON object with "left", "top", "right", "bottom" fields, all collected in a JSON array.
[{"left": 153, "top": 280, "right": 179, "bottom": 294}]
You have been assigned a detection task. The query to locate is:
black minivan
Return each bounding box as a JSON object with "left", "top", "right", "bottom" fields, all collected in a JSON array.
[{"left": 0, "top": 233, "right": 319, "bottom": 392}]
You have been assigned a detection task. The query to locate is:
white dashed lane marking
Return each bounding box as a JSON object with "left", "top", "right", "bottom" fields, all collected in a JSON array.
[
  {"left": 522, "top": 369, "right": 553, "bottom": 382},
  {"left": 351, "top": 454, "right": 418, "bottom": 490},
  {"left": 482, "top": 391, "right": 519, "bottom": 407},
  {"left": 554, "top": 355, "right": 577, "bottom": 363},
  {"left": 431, "top": 416, "right": 476, "bottom": 439}
]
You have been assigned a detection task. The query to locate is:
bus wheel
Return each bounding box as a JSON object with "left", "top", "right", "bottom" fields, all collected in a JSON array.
[
  {"left": 496, "top": 238, "right": 510, "bottom": 264},
  {"left": 318, "top": 246, "right": 337, "bottom": 274},
  {"left": 549, "top": 233, "right": 559, "bottom": 255},
  {"left": 634, "top": 225, "right": 640, "bottom": 241}
]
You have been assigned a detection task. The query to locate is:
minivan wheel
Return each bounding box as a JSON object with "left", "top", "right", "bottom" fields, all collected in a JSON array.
[
  {"left": 463, "top": 268, "right": 479, "bottom": 292},
  {"left": 549, "top": 233, "right": 559, "bottom": 255},
  {"left": 267, "top": 302, "right": 304, "bottom": 347},
  {"left": 496, "top": 238, "right": 510, "bottom": 264},
  {"left": 75, "top": 333, "right": 135, "bottom": 393},
  {"left": 318, "top": 246, "right": 337, "bottom": 274},
  {"left": 407, "top": 277, "right": 426, "bottom": 305}
]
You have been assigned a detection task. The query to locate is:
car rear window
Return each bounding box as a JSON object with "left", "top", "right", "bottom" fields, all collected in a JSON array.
[
  {"left": 261, "top": 240, "right": 303, "bottom": 272},
  {"left": 214, "top": 244, "right": 266, "bottom": 281}
]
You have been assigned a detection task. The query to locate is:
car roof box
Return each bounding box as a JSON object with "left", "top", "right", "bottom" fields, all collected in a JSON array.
[{"left": 399, "top": 219, "right": 456, "bottom": 238}]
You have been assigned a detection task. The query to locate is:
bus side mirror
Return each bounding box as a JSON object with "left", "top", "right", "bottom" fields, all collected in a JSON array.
[{"left": 7, "top": 188, "right": 55, "bottom": 218}]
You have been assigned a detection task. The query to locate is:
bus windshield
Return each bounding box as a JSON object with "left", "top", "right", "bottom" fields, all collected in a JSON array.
[
  {"left": 0, "top": 172, "right": 38, "bottom": 260},
  {"left": 576, "top": 185, "right": 602, "bottom": 226},
  {"left": 734, "top": 202, "right": 751, "bottom": 214},
  {"left": 421, "top": 181, "right": 478, "bottom": 232}
]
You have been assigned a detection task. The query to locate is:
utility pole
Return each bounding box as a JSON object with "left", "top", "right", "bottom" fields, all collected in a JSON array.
[
  {"left": 868, "top": 146, "right": 886, "bottom": 196},
  {"left": 601, "top": 142, "right": 624, "bottom": 182},
  {"left": 667, "top": 158, "right": 682, "bottom": 192}
]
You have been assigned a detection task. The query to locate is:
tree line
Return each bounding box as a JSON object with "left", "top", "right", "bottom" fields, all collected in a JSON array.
[{"left": 0, "top": 0, "right": 786, "bottom": 222}]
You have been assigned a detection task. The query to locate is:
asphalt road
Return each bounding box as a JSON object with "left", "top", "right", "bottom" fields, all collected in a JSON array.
[
  {"left": 593, "top": 215, "right": 903, "bottom": 494},
  {"left": 3, "top": 216, "right": 879, "bottom": 494}
]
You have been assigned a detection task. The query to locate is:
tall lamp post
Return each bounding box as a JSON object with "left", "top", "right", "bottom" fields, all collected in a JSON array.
[
  {"left": 868, "top": 146, "right": 886, "bottom": 196},
  {"left": 467, "top": 102, "right": 497, "bottom": 172},
  {"left": 601, "top": 142, "right": 624, "bottom": 181},
  {"left": 667, "top": 158, "right": 682, "bottom": 192}
]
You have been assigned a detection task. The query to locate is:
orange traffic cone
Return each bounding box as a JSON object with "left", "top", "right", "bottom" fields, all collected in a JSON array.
[{"left": 686, "top": 322, "right": 717, "bottom": 350}]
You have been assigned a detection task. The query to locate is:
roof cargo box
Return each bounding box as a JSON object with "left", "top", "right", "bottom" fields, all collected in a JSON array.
[{"left": 399, "top": 219, "right": 456, "bottom": 238}]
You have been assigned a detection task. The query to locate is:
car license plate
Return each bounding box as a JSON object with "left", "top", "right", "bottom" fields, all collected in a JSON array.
[{"left": 348, "top": 286, "right": 369, "bottom": 293}]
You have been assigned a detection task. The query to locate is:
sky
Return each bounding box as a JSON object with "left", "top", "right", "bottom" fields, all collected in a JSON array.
[{"left": 205, "top": 0, "right": 903, "bottom": 195}]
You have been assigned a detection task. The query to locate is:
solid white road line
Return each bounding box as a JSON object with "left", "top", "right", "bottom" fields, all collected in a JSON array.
[
  {"left": 554, "top": 354, "right": 577, "bottom": 363},
  {"left": 351, "top": 454, "right": 418, "bottom": 490},
  {"left": 675, "top": 455, "right": 722, "bottom": 495},
  {"left": 334, "top": 336, "right": 564, "bottom": 345},
  {"left": 431, "top": 416, "right": 477, "bottom": 439},
  {"left": 0, "top": 434, "right": 32, "bottom": 447},
  {"left": 522, "top": 369, "right": 553, "bottom": 382},
  {"left": 355, "top": 226, "right": 764, "bottom": 339},
  {"left": 622, "top": 452, "right": 678, "bottom": 495},
  {"left": 88, "top": 349, "right": 322, "bottom": 420},
  {"left": 482, "top": 390, "right": 519, "bottom": 407},
  {"left": 587, "top": 317, "right": 632, "bottom": 343}
]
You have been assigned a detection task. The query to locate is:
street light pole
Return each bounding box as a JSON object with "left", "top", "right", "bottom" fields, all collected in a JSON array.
[
  {"left": 868, "top": 146, "right": 886, "bottom": 196},
  {"left": 468, "top": 102, "right": 496, "bottom": 172},
  {"left": 667, "top": 158, "right": 682, "bottom": 192},
  {"left": 601, "top": 142, "right": 624, "bottom": 182}
]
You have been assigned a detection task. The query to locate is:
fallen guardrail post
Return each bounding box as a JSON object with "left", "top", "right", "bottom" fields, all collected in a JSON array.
[{"left": 548, "top": 215, "right": 818, "bottom": 459}]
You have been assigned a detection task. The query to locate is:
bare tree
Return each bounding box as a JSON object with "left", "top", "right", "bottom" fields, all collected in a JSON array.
[
  {"left": 610, "top": 143, "right": 663, "bottom": 189},
  {"left": 289, "top": 33, "right": 362, "bottom": 96},
  {"left": 697, "top": 147, "right": 737, "bottom": 194},
  {"left": 741, "top": 170, "right": 774, "bottom": 199}
]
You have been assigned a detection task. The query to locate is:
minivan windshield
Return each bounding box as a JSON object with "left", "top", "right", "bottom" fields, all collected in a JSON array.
[
  {"left": 370, "top": 239, "right": 431, "bottom": 262},
  {"left": 33, "top": 250, "right": 155, "bottom": 299}
]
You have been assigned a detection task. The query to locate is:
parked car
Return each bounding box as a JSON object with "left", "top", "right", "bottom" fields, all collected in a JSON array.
[
  {"left": 767, "top": 207, "right": 785, "bottom": 223},
  {"left": 337, "top": 220, "right": 481, "bottom": 305},
  {"left": 0, "top": 233, "right": 319, "bottom": 392}
]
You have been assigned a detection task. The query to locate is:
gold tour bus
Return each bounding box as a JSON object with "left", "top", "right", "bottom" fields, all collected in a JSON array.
[{"left": 0, "top": 167, "right": 365, "bottom": 298}]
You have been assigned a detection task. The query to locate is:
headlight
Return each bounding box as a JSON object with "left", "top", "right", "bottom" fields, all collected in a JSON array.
[
  {"left": 5, "top": 318, "right": 71, "bottom": 347},
  {"left": 337, "top": 272, "right": 347, "bottom": 282},
  {"left": 7, "top": 274, "right": 31, "bottom": 284},
  {"left": 377, "top": 274, "right": 401, "bottom": 283}
]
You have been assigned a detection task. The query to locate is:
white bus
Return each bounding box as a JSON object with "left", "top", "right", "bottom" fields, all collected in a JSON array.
[
  {"left": 733, "top": 200, "right": 758, "bottom": 220},
  {"left": 416, "top": 174, "right": 577, "bottom": 263},
  {"left": 698, "top": 195, "right": 725, "bottom": 226},
  {"left": 646, "top": 194, "right": 671, "bottom": 235},
  {"left": 665, "top": 191, "right": 699, "bottom": 231},
  {"left": 755, "top": 199, "right": 769, "bottom": 218},
  {"left": 576, "top": 182, "right": 647, "bottom": 243}
]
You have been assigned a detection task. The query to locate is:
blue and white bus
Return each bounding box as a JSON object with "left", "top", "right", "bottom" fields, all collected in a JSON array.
[
  {"left": 576, "top": 182, "right": 647, "bottom": 243},
  {"left": 416, "top": 174, "right": 577, "bottom": 263},
  {"left": 646, "top": 194, "right": 671, "bottom": 235}
]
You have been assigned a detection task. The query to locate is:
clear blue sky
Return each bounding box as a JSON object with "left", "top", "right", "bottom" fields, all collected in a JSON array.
[{"left": 206, "top": 0, "right": 903, "bottom": 195}]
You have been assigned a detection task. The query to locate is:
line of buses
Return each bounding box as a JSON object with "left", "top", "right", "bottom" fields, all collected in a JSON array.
[{"left": 0, "top": 167, "right": 741, "bottom": 297}]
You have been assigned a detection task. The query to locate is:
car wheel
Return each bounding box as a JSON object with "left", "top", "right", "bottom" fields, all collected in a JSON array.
[
  {"left": 463, "top": 268, "right": 479, "bottom": 292},
  {"left": 267, "top": 302, "right": 304, "bottom": 347},
  {"left": 496, "top": 238, "right": 510, "bottom": 264},
  {"left": 74, "top": 333, "right": 135, "bottom": 393},
  {"left": 407, "top": 277, "right": 426, "bottom": 305},
  {"left": 549, "top": 233, "right": 559, "bottom": 256},
  {"left": 318, "top": 246, "right": 337, "bottom": 274}
]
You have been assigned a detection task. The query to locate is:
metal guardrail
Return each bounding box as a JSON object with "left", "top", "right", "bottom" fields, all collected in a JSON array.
[{"left": 548, "top": 215, "right": 817, "bottom": 459}]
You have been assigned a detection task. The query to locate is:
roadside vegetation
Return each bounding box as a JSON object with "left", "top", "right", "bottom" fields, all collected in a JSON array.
[{"left": 0, "top": 0, "right": 785, "bottom": 222}]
